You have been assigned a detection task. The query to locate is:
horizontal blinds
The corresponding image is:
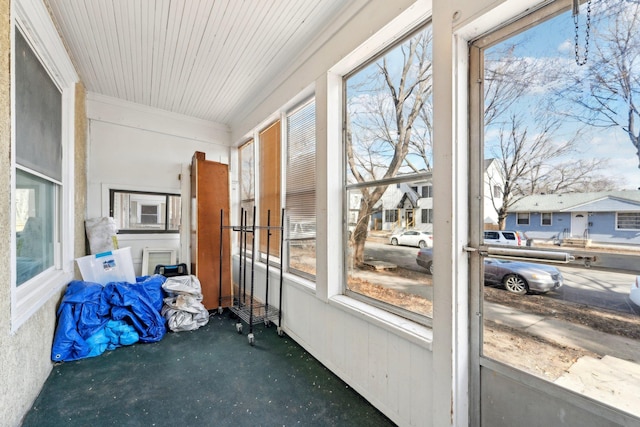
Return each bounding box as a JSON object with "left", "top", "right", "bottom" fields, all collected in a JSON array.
[{"left": 286, "top": 99, "right": 316, "bottom": 240}]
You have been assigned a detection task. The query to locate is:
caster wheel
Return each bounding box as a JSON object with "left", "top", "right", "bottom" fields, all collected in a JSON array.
[
  {"left": 236, "top": 323, "right": 243, "bottom": 334},
  {"left": 248, "top": 333, "right": 255, "bottom": 346},
  {"left": 264, "top": 319, "right": 271, "bottom": 327},
  {"left": 218, "top": 307, "right": 223, "bottom": 315},
  {"left": 277, "top": 327, "right": 284, "bottom": 337}
]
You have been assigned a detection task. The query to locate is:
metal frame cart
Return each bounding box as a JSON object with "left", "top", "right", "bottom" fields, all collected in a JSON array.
[{"left": 220, "top": 206, "right": 284, "bottom": 345}]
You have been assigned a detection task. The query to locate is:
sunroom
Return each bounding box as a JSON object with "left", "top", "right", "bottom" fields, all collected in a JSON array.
[{"left": 3, "top": 0, "right": 640, "bottom": 426}]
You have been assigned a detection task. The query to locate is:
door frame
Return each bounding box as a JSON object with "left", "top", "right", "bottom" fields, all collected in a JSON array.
[{"left": 571, "top": 212, "right": 588, "bottom": 238}]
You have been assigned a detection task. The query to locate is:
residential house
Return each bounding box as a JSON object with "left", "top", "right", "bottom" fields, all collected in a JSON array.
[
  {"left": 367, "top": 159, "right": 502, "bottom": 232},
  {"left": 506, "top": 191, "right": 640, "bottom": 245}
]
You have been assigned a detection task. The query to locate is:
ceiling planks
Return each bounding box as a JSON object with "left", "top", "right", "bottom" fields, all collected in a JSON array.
[{"left": 46, "top": 0, "right": 353, "bottom": 127}]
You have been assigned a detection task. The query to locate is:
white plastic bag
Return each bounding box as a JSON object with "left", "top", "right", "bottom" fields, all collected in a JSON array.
[
  {"left": 85, "top": 217, "right": 119, "bottom": 254},
  {"left": 161, "top": 275, "right": 209, "bottom": 332}
]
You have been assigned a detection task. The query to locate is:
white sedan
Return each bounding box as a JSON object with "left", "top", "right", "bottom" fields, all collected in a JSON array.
[{"left": 389, "top": 230, "right": 433, "bottom": 248}]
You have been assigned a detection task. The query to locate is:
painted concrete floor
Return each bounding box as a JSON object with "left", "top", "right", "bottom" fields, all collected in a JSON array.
[{"left": 23, "top": 312, "right": 395, "bottom": 426}]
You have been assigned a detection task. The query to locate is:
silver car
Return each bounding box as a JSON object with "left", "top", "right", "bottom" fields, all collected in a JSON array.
[{"left": 416, "top": 248, "right": 563, "bottom": 295}]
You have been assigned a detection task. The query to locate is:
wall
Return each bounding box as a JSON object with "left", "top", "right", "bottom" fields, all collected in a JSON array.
[
  {"left": 85, "top": 93, "right": 232, "bottom": 274},
  {"left": 0, "top": 1, "right": 87, "bottom": 424}
]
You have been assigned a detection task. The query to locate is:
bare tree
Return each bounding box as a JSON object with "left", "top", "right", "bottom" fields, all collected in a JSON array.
[
  {"left": 558, "top": 0, "right": 640, "bottom": 167},
  {"left": 484, "top": 44, "right": 534, "bottom": 128},
  {"left": 484, "top": 29, "right": 621, "bottom": 229},
  {"left": 519, "top": 158, "right": 620, "bottom": 195},
  {"left": 486, "top": 113, "right": 578, "bottom": 229},
  {"left": 347, "top": 28, "right": 433, "bottom": 266}
]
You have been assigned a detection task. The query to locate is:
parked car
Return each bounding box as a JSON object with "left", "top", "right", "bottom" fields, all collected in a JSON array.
[
  {"left": 630, "top": 276, "right": 640, "bottom": 307},
  {"left": 484, "top": 230, "right": 526, "bottom": 246},
  {"left": 416, "top": 247, "right": 435, "bottom": 274},
  {"left": 416, "top": 248, "right": 563, "bottom": 295},
  {"left": 390, "top": 230, "right": 433, "bottom": 248}
]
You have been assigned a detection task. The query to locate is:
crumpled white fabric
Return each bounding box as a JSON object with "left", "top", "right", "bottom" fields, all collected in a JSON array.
[{"left": 161, "top": 275, "right": 210, "bottom": 332}]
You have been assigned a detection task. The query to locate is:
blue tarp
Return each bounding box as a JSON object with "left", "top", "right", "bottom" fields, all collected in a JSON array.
[{"left": 51, "top": 275, "right": 167, "bottom": 362}]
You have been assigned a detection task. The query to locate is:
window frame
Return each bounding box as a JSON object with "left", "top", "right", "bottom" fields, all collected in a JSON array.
[
  {"left": 342, "top": 20, "right": 434, "bottom": 326},
  {"left": 285, "top": 97, "right": 317, "bottom": 281},
  {"left": 11, "top": 1, "right": 78, "bottom": 331},
  {"left": 467, "top": 1, "right": 640, "bottom": 425},
  {"left": 516, "top": 212, "right": 530, "bottom": 225},
  {"left": 616, "top": 212, "right": 640, "bottom": 230},
  {"left": 421, "top": 208, "right": 433, "bottom": 224},
  {"left": 109, "top": 189, "right": 181, "bottom": 234},
  {"left": 541, "top": 212, "right": 553, "bottom": 226}
]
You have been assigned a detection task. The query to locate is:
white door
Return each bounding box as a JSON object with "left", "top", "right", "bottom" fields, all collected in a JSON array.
[{"left": 571, "top": 212, "right": 588, "bottom": 237}]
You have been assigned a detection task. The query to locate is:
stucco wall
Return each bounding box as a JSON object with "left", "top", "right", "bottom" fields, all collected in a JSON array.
[
  {"left": 75, "top": 82, "right": 88, "bottom": 270},
  {"left": 0, "top": 2, "right": 66, "bottom": 425},
  {"left": 0, "top": 6, "right": 87, "bottom": 424}
]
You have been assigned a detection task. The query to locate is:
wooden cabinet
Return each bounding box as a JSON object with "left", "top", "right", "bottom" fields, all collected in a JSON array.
[{"left": 190, "top": 151, "right": 231, "bottom": 310}]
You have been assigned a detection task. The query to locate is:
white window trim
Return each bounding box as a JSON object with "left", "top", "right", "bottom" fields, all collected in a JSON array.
[
  {"left": 11, "top": 0, "right": 78, "bottom": 331},
  {"left": 541, "top": 212, "right": 553, "bottom": 226},
  {"left": 516, "top": 212, "right": 530, "bottom": 225},
  {"left": 615, "top": 212, "right": 640, "bottom": 230}
]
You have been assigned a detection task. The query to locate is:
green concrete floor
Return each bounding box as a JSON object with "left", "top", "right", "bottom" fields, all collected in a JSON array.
[{"left": 22, "top": 312, "right": 395, "bottom": 426}]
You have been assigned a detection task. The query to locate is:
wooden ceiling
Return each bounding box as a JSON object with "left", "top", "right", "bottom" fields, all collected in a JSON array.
[{"left": 46, "top": 0, "right": 359, "bottom": 125}]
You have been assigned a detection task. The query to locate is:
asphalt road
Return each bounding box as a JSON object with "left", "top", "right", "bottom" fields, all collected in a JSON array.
[{"left": 364, "top": 241, "right": 640, "bottom": 315}]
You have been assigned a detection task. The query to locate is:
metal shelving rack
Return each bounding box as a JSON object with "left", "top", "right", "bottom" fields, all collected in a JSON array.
[{"left": 220, "top": 206, "right": 284, "bottom": 345}]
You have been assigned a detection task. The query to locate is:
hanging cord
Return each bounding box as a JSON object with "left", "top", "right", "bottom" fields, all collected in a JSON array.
[{"left": 573, "top": 0, "right": 592, "bottom": 66}]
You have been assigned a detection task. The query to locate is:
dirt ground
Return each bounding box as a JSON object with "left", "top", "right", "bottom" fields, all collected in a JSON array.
[{"left": 350, "top": 266, "right": 640, "bottom": 381}]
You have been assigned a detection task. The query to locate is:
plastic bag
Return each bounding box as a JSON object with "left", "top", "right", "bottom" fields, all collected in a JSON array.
[{"left": 161, "top": 275, "right": 210, "bottom": 332}]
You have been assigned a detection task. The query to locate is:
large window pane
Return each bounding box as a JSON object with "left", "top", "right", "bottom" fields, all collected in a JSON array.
[
  {"left": 478, "top": 0, "right": 640, "bottom": 416},
  {"left": 15, "top": 169, "right": 56, "bottom": 285},
  {"left": 344, "top": 23, "right": 433, "bottom": 321},
  {"left": 286, "top": 99, "right": 316, "bottom": 278}
]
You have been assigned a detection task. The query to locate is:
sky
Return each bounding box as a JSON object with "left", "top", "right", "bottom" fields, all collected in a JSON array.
[{"left": 484, "top": 1, "right": 640, "bottom": 191}]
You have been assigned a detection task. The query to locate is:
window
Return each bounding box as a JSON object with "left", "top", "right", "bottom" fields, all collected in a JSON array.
[
  {"left": 12, "top": 4, "right": 77, "bottom": 330},
  {"left": 345, "top": 22, "right": 433, "bottom": 322},
  {"left": 616, "top": 212, "right": 640, "bottom": 230},
  {"left": 259, "top": 121, "right": 281, "bottom": 257},
  {"left": 14, "top": 28, "right": 61, "bottom": 287},
  {"left": 421, "top": 208, "right": 433, "bottom": 224},
  {"left": 109, "top": 190, "right": 180, "bottom": 233},
  {"left": 472, "top": 0, "right": 640, "bottom": 419},
  {"left": 493, "top": 185, "right": 501, "bottom": 198},
  {"left": 239, "top": 140, "right": 255, "bottom": 226},
  {"left": 422, "top": 185, "right": 433, "bottom": 198},
  {"left": 286, "top": 99, "right": 316, "bottom": 277},
  {"left": 384, "top": 209, "right": 398, "bottom": 223},
  {"left": 516, "top": 212, "right": 529, "bottom": 225},
  {"left": 15, "top": 170, "right": 56, "bottom": 285}
]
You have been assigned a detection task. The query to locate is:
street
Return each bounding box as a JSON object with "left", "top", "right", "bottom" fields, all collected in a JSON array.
[{"left": 364, "top": 241, "right": 640, "bottom": 315}]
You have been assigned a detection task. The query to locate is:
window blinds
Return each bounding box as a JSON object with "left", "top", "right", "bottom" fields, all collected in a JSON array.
[{"left": 286, "top": 100, "right": 316, "bottom": 242}]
